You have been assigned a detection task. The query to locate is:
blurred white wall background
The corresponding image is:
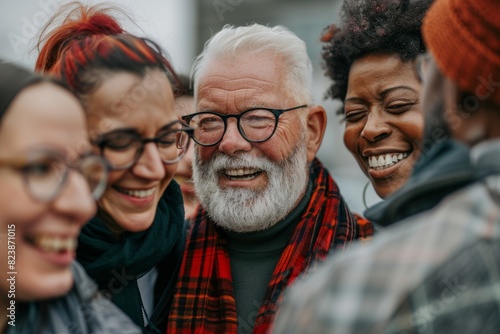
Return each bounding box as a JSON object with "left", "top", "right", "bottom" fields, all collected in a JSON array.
[
  {"left": 0, "top": 0, "right": 381, "bottom": 214},
  {"left": 0, "top": 0, "right": 197, "bottom": 74}
]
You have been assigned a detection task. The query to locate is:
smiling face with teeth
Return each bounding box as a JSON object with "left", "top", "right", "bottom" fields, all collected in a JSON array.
[
  {"left": 0, "top": 82, "right": 96, "bottom": 304},
  {"left": 85, "top": 70, "right": 178, "bottom": 234},
  {"left": 343, "top": 54, "right": 424, "bottom": 198},
  {"left": 192, "top": 51, "right": 326, "bottom": 232}
]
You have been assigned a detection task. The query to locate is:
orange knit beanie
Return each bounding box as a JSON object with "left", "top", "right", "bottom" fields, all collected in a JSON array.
[{"left": 422, "top": 0, "right": 500, "bottom": 105}]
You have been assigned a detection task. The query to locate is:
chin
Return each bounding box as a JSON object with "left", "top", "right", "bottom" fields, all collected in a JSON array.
[
  {"left": 17, "top": 270, "right": 73, "bottom": 301},
  {"left": 374, "top": 188, "right": 390, "bottom": 199},
  {"left": 372, "top": 181, "right": 402, "bottom": 199},
  {"left": 115, "top": 212, "right": 156, "bottom": 232}
]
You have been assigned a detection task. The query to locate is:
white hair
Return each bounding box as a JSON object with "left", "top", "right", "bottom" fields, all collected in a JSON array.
[
  {"left": 193, "top": 130, "right": 309, "bottom": 233},
  {"left": 191, "top": 24, "right": 314, "bottom": 105}
]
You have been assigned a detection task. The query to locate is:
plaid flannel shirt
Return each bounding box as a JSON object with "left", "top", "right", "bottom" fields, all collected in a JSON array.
[{"left": 272, "top": 172, "right": 500, "bottom": 334}]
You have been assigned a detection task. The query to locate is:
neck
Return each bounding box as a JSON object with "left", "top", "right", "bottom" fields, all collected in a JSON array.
[{"left": 96, "top": 207, "right": 125, "bottom": 239}]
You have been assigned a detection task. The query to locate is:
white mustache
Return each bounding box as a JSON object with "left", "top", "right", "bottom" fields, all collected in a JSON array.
[
  {"left": 203, "top": 153, "right": 275, "bottom": 173},
  {"left": 192, "top": 141, "right": 309, "bottom": 233}
]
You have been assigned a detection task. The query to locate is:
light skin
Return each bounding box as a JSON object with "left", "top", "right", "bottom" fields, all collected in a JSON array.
[
  {"left": 0, "top": 83, "right": 96, "bottom": 332},
  {"left": 195, "top": 50, "right": 326, "bottom": 204},
  {"left": 85, "top": 70, "right": 178, "bottom": 235},
  {"left": 174, "top": 95, "right": 198, "bottom": 219},
  {"left": 343, "top": 53, "right": 424, "bottom": 198}
]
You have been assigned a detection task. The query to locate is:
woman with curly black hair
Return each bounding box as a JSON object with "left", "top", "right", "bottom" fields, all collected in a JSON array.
[{"left": 321, "top": 0, "right": 433, "bottom": 199}]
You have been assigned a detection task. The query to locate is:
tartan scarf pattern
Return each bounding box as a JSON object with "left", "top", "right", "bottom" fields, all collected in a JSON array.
[{"left": 167, "top": 158, "right": 371, "bottom": 333}]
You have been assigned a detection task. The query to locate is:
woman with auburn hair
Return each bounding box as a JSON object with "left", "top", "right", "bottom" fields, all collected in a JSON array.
[
  {"left": 0, "top": 61, "right": 139, "bottom": 334},
  {"left": 36, "top": 3, "right": 193, "bottom": 333}
]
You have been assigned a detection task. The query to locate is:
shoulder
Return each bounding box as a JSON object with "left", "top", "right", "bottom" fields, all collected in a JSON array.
[
  {"left": 70, "top": 262, "right": 142, "bottom": 334},
  {"left": 388, "top": 238, "right": 500, "bottom": 333},
  {"left": 353, "top": 213, "right": 375, "bottom": 240},
  {"left": 274, "top": 181, "right": 500, "bottom": 333}
]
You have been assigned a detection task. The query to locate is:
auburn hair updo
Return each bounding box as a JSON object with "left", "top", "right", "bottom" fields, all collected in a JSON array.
[{"left": 36, "top": 2, "right": 181, "bottom": 99}]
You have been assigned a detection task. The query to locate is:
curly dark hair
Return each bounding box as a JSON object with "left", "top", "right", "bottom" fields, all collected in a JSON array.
[{"left": 321, "top": 0, "right": 433, "bottom": 106}]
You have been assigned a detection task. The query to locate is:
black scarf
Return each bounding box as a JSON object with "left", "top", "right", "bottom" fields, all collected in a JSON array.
[{"left": 77, "top": 180, "right": 184, "bottom": 330}]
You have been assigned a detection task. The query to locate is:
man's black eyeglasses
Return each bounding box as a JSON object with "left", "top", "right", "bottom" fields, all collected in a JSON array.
[{"left": 181, "top": 105, "right": 308, "bottom": 146}]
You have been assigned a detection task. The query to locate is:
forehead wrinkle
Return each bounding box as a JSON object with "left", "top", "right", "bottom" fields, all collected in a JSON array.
[
  {"left": 199, "top": 86, "right": 268, "bottom": 112},
  {"left": 380, "top": 86, "right": 420, "bottom": 99},
  {"left": 101, "top": 75, "right": 142, "bottom": 109},
  {"left": 197, "top": 56, "right": 286, "bottom": 112},
  {"left": 348, "top": 74, "right": 418, "bottom": 103}
]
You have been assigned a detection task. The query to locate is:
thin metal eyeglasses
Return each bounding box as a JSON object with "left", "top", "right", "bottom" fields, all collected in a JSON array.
[
  {"left": 0, "top": 149, "right": 108, "bottom": 202},
  {"left": 93, "top": 120, "right": 194, "bottom": 170},
  {"left": 181, "top": 104, "right": 308, "bottom": 146},
  {"left": 416, "top": 52, "right": 433, "bottom": 82}
]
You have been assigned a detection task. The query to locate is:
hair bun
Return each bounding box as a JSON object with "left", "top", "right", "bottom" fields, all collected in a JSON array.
[
  {"left": 73, "top": 12, "right": 124, "bottom": 37},
  {"left": 36, "top": 3, "right": 126, "bottom": 72}
]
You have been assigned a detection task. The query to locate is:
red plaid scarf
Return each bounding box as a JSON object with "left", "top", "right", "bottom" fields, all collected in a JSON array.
[{"left": 167, "top": 158, "right": 373, "bottom": 333}]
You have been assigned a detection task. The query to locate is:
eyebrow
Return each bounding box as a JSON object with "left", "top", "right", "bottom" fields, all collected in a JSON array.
[
  {"left": 101, "top": 121, "right": 182, "bottom": 138},
  {"left": 197, "top": 101, "right": 273, "bottom": 113},
  {"left": 157, "top": 120, "right": 182, "bottom": 132},
  {"left": 380, "top": 86, "right": 419, "bottom": 98},
  {"left": 345, "top": 97, "right": 366, "bottom": 104},
  {"left": 345, "top": 86, "right": 419, "bottom": 104},
  {"left": 101, "top": 128, "right": 138, "bottom": 137}
]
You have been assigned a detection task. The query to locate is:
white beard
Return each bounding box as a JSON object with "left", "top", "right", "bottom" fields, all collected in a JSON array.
[{"left": 193, "top": 139, "right": 309, "bottom": 233}]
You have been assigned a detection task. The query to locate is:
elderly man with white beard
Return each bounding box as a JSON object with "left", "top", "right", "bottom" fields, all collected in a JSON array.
[{"left": 167, "top": 24, "right": 374, "bottom": 334}]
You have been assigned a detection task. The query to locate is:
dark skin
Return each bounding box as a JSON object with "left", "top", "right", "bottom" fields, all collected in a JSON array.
[
  {"left": 343, "top": 53, "right": 423, "bottom": 198},
  {"left": 422, "top": 55, "right": 500, "bottom": 146}
]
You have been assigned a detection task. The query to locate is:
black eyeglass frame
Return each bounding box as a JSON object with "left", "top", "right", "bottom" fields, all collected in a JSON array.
[
  {"left": 93, "top": 120, "right": 194, "bottom": 170},
  {"left": 0, "top": 150, "right": 109, "bottom": 202},
  {"left": 181, "top": 104, "right": 308, "bottom": 147}
]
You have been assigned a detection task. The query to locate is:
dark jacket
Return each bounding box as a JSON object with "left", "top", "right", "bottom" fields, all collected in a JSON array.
[
  {"left": 272, "top": 139, "right": 500, "bottom": 334},
  {"left": 365, "top": 140, "right": 479, "bottom": 226},
  {"left": 9, "top": 262, "right": 141, "bottom": 334}
]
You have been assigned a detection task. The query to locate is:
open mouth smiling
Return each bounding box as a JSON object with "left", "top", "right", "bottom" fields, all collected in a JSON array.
[
  {"left": 25, "top": 234, "right": 77, "bottom": 254},
  {"left": 366, "top": 152, "right": 410, "bottom": 171},
  {"left": 113, "top": 186, "right": 156, "bottom": 198},
  {"left": 222, "top": 167, "right": 263, "bottom": 181}
]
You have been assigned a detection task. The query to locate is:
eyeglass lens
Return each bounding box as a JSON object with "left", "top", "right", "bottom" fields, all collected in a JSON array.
[
  {"left": 101, "top": 122, "right": 191, "bottom": 169},
  {"left": 25, "top": 154, "right": 67, "bottom": 201},
  {"left": 24, "top": 152, "right": 108, "bottom": 202},
  {"left": 189, "top": 109, "right": 277, "bottom": 145}
]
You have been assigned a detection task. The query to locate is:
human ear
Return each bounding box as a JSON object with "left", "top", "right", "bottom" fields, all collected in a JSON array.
[{"left": 305, "top": 105, "right": 327, "bottom": 162}]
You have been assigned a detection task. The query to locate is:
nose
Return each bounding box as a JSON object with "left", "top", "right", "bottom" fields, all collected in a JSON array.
[
  {"left": 360, "top": 109, "right": 392, "bottom": 142},
  {"left": 218, "top": 118, "right": 252, "bottom": 155},
  {"left": 52, "top": 170, "right": 96, "bottom": 225},
  {"left": 131, "top": 142, "right": 167, "bottom": 180}
]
